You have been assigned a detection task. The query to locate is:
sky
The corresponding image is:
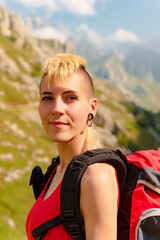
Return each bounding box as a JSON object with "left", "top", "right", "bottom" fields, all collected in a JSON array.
[{"left": 0, "top": 0, "right": 160, "bottom": 44}]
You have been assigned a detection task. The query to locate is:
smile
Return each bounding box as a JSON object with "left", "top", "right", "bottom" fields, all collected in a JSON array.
[{"left": 48, "top": 121, "right": 69, "bottom": 128}]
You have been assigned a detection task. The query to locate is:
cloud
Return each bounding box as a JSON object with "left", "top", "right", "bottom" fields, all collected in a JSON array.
[
  {"left": 31, "top": 21, "right": 103, "bottom": 47},
  {"left": 9, "top": 0, "right": 97, "bottom": 15},
  {"left": 30, "top": 18, "right": 141, "bottom": 47},
  {"left": 0, "top": 0, "right": 5, "bottom": 5},
  {"left": 75, "top": 24, "right": 141, "bottom": 47},
  {"left": 10, "top": 0, "right": 59, "bottom": 10},
  {"left": 28, "top": 16, "right": 71, "bottom": 42},
  {"left": 105, "top": 29, "right": 140, "bottom": 43},
  {"left": 59, "top": 0, "right": 96, "bottom": 15},
  {"left": 33, "top": 26, "right": 67, "bottom": 42},
  {"left": 76, "top": 23, "right": 103, "bottom": 47}
]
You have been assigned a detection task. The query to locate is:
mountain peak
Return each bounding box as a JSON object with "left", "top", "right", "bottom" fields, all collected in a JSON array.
[{"left": 0, "top": 6, "right": 32, "bottom": 38}]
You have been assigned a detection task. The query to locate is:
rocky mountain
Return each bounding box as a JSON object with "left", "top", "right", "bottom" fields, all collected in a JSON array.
[
  {"left": 0, "top": 6, "right": 73, "bottom": 80},
  {"left": 69, "top": 35, "right": 160, "bottom": 112},
  {"left": 0, "top": 7, "right": 160, "bottom": 240},
  {"left": 0, "top": 6, "right": 74, "bottom": 240}
]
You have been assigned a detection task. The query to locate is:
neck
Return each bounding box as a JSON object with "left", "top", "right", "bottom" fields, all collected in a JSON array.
[{"left": 56, "top": 133, "right": 88, "bottom": 171}]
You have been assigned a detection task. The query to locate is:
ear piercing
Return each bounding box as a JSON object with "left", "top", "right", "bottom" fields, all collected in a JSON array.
[{"left": 87, "top": 113, "right": 94, "bottom": 127}]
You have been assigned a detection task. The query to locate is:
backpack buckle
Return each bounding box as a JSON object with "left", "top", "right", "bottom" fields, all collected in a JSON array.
[
  {"left": 33, "top": 230, "right": 47, "bottom": 240},
  {"left": 85, "top": 150, "right": 96, "bottom": 157},
  {"left": 63, "top": 210, "right": 78, "bottom": 221},
  {"left": 68, "top": 223, "right": 81, "bottom": 238}
]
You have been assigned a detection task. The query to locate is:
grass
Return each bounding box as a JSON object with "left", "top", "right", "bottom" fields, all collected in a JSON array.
[
  {"left": 0, "top": 27, "right": 160, "bottom": 240},
  {"left": 31, "top": 62, "right": 42, "bottom": 77},
  {"left": 95, "top": 82, "right": 160, "bottom": 151},
  {"left": 0, "top": 30, "right": 65, "bottom": 240},
  {"left": 0, "top": 81, "right": 28, "bottom": 104},
  {"left": 0, "top": 172, "right": 35, "bottom": 240},
  {"left": 0, "top": 33, "right": 42, "bottom": 77},
  {"left": 0, "top": 104, "right": 56, "bottom": 239}
]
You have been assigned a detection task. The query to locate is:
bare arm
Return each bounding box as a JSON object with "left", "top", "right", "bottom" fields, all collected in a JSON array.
[{"left": 80, "top": 163, "right": 119, "bottom": 240}]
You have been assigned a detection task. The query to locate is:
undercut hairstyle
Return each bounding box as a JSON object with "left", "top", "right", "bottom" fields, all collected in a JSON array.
[
  {"left": 39, "top": 54, "right": 103, "bottom": 149},
  {"left": 40, "top": 54, "right": 95, "bottom": 98}
]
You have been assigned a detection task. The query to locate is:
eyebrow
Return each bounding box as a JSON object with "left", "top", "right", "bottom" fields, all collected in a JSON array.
[
  {"left": 40, "top": 90, "right": 79, "bottom": 95},
  {"left": 40, "top": 91, "right": 53, "bottom": 95},
  {"left": 63, "top": 90, "right": 79, "bottom": 94}
]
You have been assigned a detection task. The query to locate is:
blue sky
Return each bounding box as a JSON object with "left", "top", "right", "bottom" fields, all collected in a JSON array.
[{"left": 0, "top": 0, "right": 160, "bottom": 44}]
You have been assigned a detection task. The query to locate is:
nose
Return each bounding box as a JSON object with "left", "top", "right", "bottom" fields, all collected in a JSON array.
[{"left": 51, "top": 97, "right": 64, "bottom": 116}]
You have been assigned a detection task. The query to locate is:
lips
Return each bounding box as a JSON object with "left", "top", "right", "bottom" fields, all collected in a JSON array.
[{"left": 48, "top": 121, "right": 68, "bottom": 128}]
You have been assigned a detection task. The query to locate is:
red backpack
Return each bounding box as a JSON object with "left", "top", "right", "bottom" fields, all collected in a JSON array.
[
  {"left": 30, "top": 148, "right": 160, "bottom": 240},
  {"left": 124, "top": 149, "right": 160, "bottom": 240}
]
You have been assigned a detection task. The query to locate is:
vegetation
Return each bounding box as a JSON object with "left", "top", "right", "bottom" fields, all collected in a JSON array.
[
  {"left": 31, "top": 62, "right": 42, "bottom": 77},
  {"left": 0, "top": 10, "right": 160, "bottom": 239},
  {"left": 93, "top": 78, "right": 160, "bottom": 152},
  {"left": 8, "top": 35, "right": 17, "bottom": 42},
  {"left": 0, "top": 106, "right": 56, "bottom": 239}
]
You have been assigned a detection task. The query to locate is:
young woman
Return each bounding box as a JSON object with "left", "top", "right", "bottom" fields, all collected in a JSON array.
[{"left": 26, "top": 54, "right": 119, "bottom": 240}]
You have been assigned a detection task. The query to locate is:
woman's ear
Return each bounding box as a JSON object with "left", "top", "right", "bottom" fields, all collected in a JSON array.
[{"left": 89, "top": 98, "right": 97, "bottom": 116}]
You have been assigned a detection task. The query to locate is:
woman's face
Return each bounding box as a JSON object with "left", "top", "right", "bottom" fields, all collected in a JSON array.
[{"left": 39, "top": 72, "right": 97, "bottom": 144}]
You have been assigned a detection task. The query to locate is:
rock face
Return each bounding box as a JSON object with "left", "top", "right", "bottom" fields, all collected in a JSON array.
[
  {"left": 0, "top": 6, "right": 159, "bottom": 152},
  {"left": 0, "top": 7, "right": 160, "bottom": 239},
  {"left": 72, "top": 34, "right": 160, "bottom": 112},
  {"left": 0, "top": 6, "right": 74, "bottom": 100},
  {"left": 0, "top": 6, "right": 39, "bottom": 52},
  {"left": 0, "top": 6, "right": 26, "bottom": 37},
  {"left": 0, "top": 6, "right": 73, "bottom": 58},
  {"left": 0, "top": 46, "right": 19, "bottom": 77}
]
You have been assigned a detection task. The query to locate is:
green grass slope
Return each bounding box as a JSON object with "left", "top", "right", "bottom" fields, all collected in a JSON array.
[
  {"left": 0, "top": 9, "right": 160, "bottom": 239},
  {"left": 0, "top": 106, "right": 57, "bottom": 239},
  {"left": 93, "top": 77, "right": 160, "bottom": 152},
  {"left": 0, "top": 22, "right": 63, "bottom": 239}
]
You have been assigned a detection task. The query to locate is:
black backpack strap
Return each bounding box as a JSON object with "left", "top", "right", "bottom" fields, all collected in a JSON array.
[
  {"left": 29, "top": 165, "right": 44, "bottom": 200},
  {"left": 32, "top": 214, "right": 64, "bottom": 240},
  {"left": 32, "top": 148, "right": 127, "bottom": 240},
  {"left": 60, "top": 148, "right": 127, "bottom": 240},
  {"left": 29, "top": 156, "right": 60, "bottom": 200}
]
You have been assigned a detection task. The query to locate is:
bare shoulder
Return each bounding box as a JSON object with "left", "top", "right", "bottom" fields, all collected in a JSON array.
[
  {"left": 81, "top": 163, "right": 118, "bottom": 191},
  {"left": 80, "top": 162, "right": 119, "bottom": 214},
  {"left": 80, "top": 163, "right": 119, "bottom": 240}
]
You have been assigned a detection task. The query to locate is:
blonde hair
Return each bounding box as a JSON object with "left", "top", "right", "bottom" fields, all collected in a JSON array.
[
  {"left": 43, "top": 54, "right": 86, "bottom": 83},
  {"left": 87, "top": 126, "right": 103, "bottom": 149},
  {"left": 40, "top": 53, "right": 95, "bottom": 98}
]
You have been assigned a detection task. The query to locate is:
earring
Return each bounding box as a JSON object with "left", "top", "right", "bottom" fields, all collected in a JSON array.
[{"left": 87, "top": 113, "right": 94, "bottom": 127}]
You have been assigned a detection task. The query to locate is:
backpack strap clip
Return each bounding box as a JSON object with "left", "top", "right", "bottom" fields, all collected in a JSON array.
[
  {"left": 63, "top": 210, "right": 82, "bottom": 239},
  {"left": 63, "top": 209, "right": 78, "bottom": 221},
  {"left": 68, "top": 223, "right": 82, "bottom": 239},
  {"left": 34, "top": 231, "right": 47, "bottom": 240},
  {"left": 85, "top": 150, "right": 97, "bottom": 157},
  {"left": 32, "top": 214, "right": 64, "bottom": 240}
]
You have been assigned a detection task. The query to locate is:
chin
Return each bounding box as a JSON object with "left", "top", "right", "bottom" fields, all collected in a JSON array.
[
  {"left": 47, "top": 130, "right": 86, "bottom": 144},
  {"left": 49, "top": 135, "right": 70, "bottom": 143}
]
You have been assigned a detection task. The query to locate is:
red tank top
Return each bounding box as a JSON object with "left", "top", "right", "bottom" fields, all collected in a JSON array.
[
  {"left": 26, "top": 167, "right": 72, "bottom": 240},
  {"left": 26, "top": 164, "right": 119, "bottom": 240}
]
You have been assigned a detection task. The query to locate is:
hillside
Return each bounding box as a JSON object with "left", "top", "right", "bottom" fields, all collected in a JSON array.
[
  {"left": 70, "top": 36, "right": 160, "bottom": 112},
  {"left": 0, "top": 7, "right": 160, "bottom": 240},
  {"left": 93, "top": 76, "right": 160, "bottom": 151},
  {"left": 0, "top": 6, "right": 73, "bottom": 240}
]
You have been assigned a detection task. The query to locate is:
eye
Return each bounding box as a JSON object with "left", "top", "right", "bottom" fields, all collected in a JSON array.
[
  {"left": 65, "top": 95, "right": 78, "bottom": 102},
  {"left": 41, "top": 96, "right": 53, "bottom": 101}
]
